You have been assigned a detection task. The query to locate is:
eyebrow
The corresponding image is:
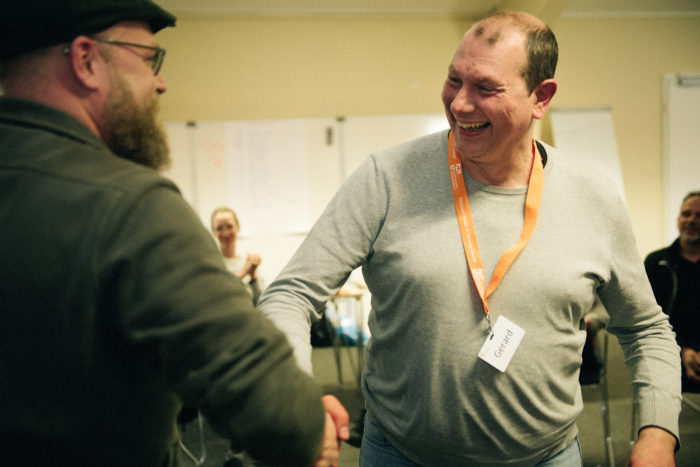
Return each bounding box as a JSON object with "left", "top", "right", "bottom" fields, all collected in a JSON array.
[
  {"left": 448, "top": 65, "right": 502, "bottom": 86},
  {"left": 476, "top": 77, "right": 503, "bottom": 87}
]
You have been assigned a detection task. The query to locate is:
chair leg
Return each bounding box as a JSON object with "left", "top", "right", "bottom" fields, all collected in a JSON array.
[
  {"left": 327, "top": 303, "right": 345, "bottom": 386},
  {"left": 594, "top": 331, "right": 615, "bottom": 467},
  {"left": 340, "top": 296, "right": 364, "bottom": 386},
  {"left": 599, "top": 371, "right": 615, "bottom": 467},
  {"left": 354, "top": 296, "right": 365, "bottom": 386},
  {"left": 682, "top": 395, "right": 700, "bottom": 414},
  {"left": 629, "top": 397, "right": 638, "bottom": 449},
  {"left": 180, "top": 412, "right": 207, "bottom": 466}
]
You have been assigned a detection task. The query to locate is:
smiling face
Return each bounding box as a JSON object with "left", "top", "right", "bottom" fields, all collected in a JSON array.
[
  {"left": 212, "top": 210, "right": 239, "bottom": 250},
  {"left": 678, "top": 195, "right": 700, "bottom": 245},
  {"left": 441, "top": 17, "right": 552, "bottom": 166}
]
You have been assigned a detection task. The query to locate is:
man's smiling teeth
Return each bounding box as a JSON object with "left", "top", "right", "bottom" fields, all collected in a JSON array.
[{"left": 457, "top": 121, "right": 489, "bottom": 130}]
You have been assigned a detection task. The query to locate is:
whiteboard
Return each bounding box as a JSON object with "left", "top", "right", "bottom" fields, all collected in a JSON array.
[
  {"left": 663, "top": 74, "right": 700, "bottom": 244},
  {"left": 224, "top": 119, "right": 312, "bottom": 235},
  {"left": 340, "top": 114, "right": 449, "bottom": 179},
  {"left": 163, "top": 113, "right": 447, "bottom": 282},
  {"left": 550, "top": 108, "right": 627, "bottom": 204}
]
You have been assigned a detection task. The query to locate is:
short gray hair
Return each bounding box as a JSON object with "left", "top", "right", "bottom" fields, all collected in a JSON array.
[{"left": 683, "top": 191, "right": 700, "bottom": 203}]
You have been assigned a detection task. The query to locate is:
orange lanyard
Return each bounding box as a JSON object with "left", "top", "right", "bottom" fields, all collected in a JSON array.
[{"left": 448, "top": 132, "right": 544, "bottom": 332}]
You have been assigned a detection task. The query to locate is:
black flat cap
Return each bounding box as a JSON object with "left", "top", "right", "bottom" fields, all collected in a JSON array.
[{"left": 0, "top": 0, "right": 176, "bottom": 59}]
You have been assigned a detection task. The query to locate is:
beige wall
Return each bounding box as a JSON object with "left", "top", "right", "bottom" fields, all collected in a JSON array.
[
  {"left": 157, "top": 13, "right": 700, "bottom": 256},
  {"left": 553, "top": 16, "right": 700, "bottom": 255},
  {"left": 157, "top": 15, "right": 467, "bottom": 120}
]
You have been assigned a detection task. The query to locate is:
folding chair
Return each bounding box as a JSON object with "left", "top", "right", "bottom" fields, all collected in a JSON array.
[{"left": 326, "top": 292, "right": 366, "bottom": 386}]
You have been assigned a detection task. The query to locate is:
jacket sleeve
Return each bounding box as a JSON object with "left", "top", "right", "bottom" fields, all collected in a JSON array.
[
  {"left": 643, "top": 249, "right": 676, "bottom": 316},
  {"left": 98, "top": 181, "right": 325, "bottom": 466}
]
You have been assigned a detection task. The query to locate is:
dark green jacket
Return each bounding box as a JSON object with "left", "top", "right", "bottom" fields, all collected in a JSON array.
[{"left": 0, "top": 97, "right": 324, "bottom": 466}]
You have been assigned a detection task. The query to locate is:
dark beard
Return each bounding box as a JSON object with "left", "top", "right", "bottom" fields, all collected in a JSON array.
[{"left": 103, "top": 75, "right": 170, "bottom": 171}]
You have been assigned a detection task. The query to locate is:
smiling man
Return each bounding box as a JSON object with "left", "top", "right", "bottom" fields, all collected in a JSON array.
[
  {"left": 441, "top": 14, "right": 557, "bottom": 188},
  {"left": 259, "top": 11, "right": 681, "bottom": 466},
  {"left": 645, "top": 191, "right": 700, "bottom": 394}
]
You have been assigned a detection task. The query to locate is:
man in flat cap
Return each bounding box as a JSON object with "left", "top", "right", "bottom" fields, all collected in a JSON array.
[{"left": 0, "top": 1, "right": 347, "bottom": 466}]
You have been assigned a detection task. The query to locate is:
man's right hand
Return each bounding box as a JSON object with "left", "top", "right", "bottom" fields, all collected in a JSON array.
[{"left": 313, "top": 412, "right": 342, "bottom": 467}]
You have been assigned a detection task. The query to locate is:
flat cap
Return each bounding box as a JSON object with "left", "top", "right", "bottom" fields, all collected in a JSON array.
[{"left": 0, "top": 0, "right": 176, "bottom": 59}]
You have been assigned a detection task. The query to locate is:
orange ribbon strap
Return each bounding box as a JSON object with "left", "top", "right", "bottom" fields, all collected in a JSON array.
[{"left": 448, "top": 132, "right": 544, "bottom": 331}]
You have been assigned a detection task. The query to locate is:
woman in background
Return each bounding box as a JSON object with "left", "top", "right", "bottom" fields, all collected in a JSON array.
[{"left": 211, "top": 207, "right": 265, "bottom": 304}]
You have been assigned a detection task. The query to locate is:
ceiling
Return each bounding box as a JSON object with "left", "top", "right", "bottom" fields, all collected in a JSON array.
[{"left": 156, "top": 0, "right": 700, "bottom": 18}]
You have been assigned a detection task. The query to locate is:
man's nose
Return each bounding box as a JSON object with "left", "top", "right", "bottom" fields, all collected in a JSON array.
[
  {"left": 451, "top": 86, "right": 476, "bottom": 114},
  {"left": 155, "top": 73, "right": 167, "bottom": 94}
]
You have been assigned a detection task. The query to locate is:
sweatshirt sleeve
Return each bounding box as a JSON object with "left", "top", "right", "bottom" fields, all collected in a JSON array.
[
  {"left": 597, "top": 194, "right": 682, "bottom": 443},
  {"left": 258, "top": 154, "right": 387, "bottom": 375},
  {"left": 98, "top": 181, "right": 325, "bottom": 466}
]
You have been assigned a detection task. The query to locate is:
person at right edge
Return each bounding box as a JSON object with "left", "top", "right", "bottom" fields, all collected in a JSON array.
[
  {"left": 258, "top": 10, "right": 681, "bottom": 467},
  {"left": 0, "top": 0, "right": 346, "bottom": 465},
  {"left": 645, "top": 191, "right": 700, "bottom": 393}
]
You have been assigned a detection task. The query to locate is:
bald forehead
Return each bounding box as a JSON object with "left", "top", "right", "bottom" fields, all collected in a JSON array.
[
  {"left": 467, "top": 12, "right": 544, "bottom": 45},
  {"left": 470, "top": 20, "right": 506, "bottom": 45}
]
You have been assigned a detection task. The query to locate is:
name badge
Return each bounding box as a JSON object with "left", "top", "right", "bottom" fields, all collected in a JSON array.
[{"left": 478, "top": 316, "right": 525, "bottom": 372}]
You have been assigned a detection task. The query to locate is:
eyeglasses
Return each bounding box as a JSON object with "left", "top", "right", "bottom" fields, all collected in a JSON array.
[{"left": 91, "top": 37, "right": 166, "bottom": 75}]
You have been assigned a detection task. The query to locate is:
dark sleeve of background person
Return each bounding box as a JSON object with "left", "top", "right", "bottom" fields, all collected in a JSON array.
[{"left": 643, "top": 249, "right": 672, "bottom": 313}]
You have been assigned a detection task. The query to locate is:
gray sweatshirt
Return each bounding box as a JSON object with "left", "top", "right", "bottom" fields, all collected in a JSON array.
[{"left": 259, "top": 130, "right": 681, "bottom": 466}]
